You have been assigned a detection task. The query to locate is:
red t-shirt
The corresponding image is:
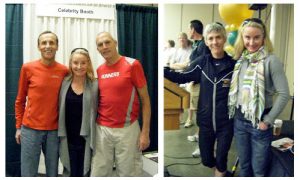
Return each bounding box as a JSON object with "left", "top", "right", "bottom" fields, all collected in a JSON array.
[
  {"left": 15, "top": 60, "right": 68, "bottom": 130},
  {"left": 97, "top": 56, "right": 147, "bottom": 128}
]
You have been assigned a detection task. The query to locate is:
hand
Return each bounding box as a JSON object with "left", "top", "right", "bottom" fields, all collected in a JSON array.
[
  {"left": 138, "top": 132, "right": 150, "bottom": 151},
  {"left": 258, "top": 122, "right": 269, "bottom": 131},
  {"left": 15, "top": 129, "right": 21, "bottom": 144}
]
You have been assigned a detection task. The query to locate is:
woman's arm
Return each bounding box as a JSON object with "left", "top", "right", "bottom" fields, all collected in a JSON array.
[{"left": 263, "top": 56, "right": 290, "bottom": 125}]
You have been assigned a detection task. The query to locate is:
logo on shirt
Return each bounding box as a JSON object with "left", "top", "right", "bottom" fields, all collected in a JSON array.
[
  {"left": 101, "top": 72, "right": 120, "bottom": 79},
  {"left": 222, "top": 78, "right": 231, "bottom": 87},
  {"left": 51, "top": 75, "right": 61, "bottom": 78}
]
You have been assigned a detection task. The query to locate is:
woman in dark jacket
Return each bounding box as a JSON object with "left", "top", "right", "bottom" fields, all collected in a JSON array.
[{"left": 164, "top": 23, "right": 235, "bottom": 176}]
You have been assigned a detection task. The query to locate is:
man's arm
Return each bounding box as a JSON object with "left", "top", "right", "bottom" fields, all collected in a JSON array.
[
  {"left": 14, "top": 65, "right": 29, "bottom": 144},
  {"left": 164, "top": 56, "right": 203, "bottom": 84},
  {"left": 137, "top": 85, "right": 151, "bottom": 151}
]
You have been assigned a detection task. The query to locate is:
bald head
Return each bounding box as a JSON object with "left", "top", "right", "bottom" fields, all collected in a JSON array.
[
  {"left": 96, "top": 32, "right": 116, "bottom": 44},
  {"left": 96, "top": 31, "right": 120, "bottom": 64}
]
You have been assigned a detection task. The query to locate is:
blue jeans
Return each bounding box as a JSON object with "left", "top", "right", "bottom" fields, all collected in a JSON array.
[
  {"left": 20, "top": 126, "right": 59, "bottom": 177},
  {"left": 234, "top": 116, "right": 272, "bottom": 177}
]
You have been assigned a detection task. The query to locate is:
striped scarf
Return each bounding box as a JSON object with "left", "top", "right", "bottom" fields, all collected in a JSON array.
[{"left": 228, "top": 46, "right": 268, "bottom": 126}]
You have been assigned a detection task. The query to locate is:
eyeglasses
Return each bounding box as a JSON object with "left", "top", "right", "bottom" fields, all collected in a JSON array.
[{"left": 71, "top": 48, "right": 89, "bottom": 54}]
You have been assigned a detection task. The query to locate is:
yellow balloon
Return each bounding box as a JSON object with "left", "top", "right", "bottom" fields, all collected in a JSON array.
[
  {"left": 225, "top": 25, "right": 231, "bottom": 32},
  {"left": 219, "top": 4, "right": 254, "bottom": 27},
  {"left": 230, "top": 24, "right": 238, "bottom": 31},
  {"left": 224, "top": 45, "right": 235, "bottom": 56}
]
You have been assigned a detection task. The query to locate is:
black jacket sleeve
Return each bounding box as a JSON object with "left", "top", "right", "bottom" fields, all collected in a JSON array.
[{"left": 164, "top": 56, "right": 203, "bottom": 84}]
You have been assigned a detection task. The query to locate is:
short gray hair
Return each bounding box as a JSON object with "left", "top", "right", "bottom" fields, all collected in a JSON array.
[{"left": 203, "top": 23, "right": 227, "bottom": 41}]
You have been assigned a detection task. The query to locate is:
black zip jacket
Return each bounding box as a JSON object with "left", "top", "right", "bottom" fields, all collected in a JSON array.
[{"left": 164, "top": 52, "right": 236, "bottom": 132}]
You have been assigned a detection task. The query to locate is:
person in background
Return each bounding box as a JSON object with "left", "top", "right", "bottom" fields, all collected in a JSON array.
[
  {"left": 169, "top": 32, "right": 192, "bottom": 71},
  {"left": 15, "top": 31, "right": 68, "bottom": 176},
  {"left": 186, "top": 19, "right": 211, "bottom": 128},
  {"left": 165, "top": 23, "right": 235, "bottom": 176},
  {"left": 184, "top": 19, "right": 211, "bottom": 157},
  {"left": 91, "top": 32, "right": 151, "bottom": 177},
  {"left": 188, "top": 19, "right": 210, "bottom": 61},
  {"left": 228, "top": 18, "right": 290, "bottom": 177},
  {"left": 58, "top": 48, "right": 98, "bottom": 177},
  {"left": 168, "top": 32, "right": 194, "bottom": 131},
  {"left": 164, "top": 39, "right": 176, "bottom": 67}
]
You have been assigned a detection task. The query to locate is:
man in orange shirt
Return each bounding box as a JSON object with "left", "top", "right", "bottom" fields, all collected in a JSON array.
[{"left": 15, "top": 31, "right": 68, "bottom": 176}]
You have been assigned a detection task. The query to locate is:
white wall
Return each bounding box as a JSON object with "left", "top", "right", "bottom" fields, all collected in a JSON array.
[
  {"left": 164, "top": 4, "right": 215, "bottom": 46},
  {"left": 164, "top": 4, "right": 182, "bottom": 44}
]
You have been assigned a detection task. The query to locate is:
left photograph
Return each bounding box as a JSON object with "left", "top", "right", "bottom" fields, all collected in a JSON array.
[{"left": 5, "top": 3, "right": 158, "bottom": 177}]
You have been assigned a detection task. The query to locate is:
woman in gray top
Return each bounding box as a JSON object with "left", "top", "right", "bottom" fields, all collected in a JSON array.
[
  {"left": 228, "top": 18, "right": 290, "bottom": 177},
  {"left": 58, "top": 48, "right": 98, "bottom": 176}
]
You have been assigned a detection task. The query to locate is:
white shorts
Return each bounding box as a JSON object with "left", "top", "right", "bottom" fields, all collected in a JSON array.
[
  {"left": 90, "top": 121, "right": 143, "bottom": 176},
  {"left": 190, "top": 95, "right": 199, "bottom": 110},
  {"left": 186, "top": 83, "right": 200, "bottom": 110}
]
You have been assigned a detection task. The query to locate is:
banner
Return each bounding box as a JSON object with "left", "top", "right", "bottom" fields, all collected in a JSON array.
[{"left": 36, "top": 4, "right": 115, "bottom": 20}]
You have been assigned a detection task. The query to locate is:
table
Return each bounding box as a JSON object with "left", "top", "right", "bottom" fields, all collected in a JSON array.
[
  {"left": 267, "top": 120, "right": 294, "bottom": 177},
  {"left": 268, "top": 147, "right": 294, "bottom": 176}
]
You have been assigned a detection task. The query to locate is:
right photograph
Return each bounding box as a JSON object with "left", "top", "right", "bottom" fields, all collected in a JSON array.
[{"left": 164, "top": 4, "right": 294, "bottom": 177}]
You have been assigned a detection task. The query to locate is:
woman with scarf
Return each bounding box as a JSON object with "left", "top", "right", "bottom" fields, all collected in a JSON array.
[{"left": 228, "top": 18, "right": 290, "bottom": 176}]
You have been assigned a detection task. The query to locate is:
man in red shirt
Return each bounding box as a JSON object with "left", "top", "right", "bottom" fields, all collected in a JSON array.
[
  {"left": 91, "top": 32, "right": 151, "bottom": 176},
  {"left": 15, "top": 31, "right": 68, "bottom": 176}
]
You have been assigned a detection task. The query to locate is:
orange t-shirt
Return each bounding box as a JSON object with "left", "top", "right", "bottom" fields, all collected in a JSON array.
[{"left": 15, "top": 60, "right": 68, "bottom": 130}]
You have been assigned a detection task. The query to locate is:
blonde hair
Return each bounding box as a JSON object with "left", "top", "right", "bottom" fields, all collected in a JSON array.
[
  {"left": 68, "top": 48, "right": 96, "bottom": 81},
  {"left": 233, "top": 19, "right": 274, "bottom": 60},
  {"left": 178, "top": 32, "right": 188, "bottom": 39}
]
